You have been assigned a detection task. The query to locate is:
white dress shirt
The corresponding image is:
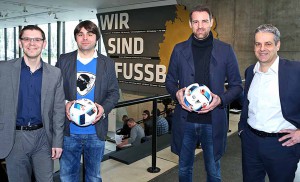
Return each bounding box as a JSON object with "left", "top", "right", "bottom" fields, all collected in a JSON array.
[{"left": 247, "top": 57, "right": 297, "bottom": 132}]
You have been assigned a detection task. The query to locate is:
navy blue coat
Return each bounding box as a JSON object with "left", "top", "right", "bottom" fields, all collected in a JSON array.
[
  {"left": 239, "top": 58, "right": 300, "bottom": 132},
  {"left": 166, "top": 35, "right": 242, "bottom": 160}
]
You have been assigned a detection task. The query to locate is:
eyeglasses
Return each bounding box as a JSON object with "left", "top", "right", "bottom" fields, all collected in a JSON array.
[{"left": 20, "top": 37, "right": 44, "bottom": 43}]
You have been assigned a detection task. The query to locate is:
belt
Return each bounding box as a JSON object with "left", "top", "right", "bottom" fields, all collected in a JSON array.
[
  {"left": 16, "top": 123, "right": 43, "bottom": 131},
  {"left": 247, "top": 124, "right": 288, "bottom": 137}
]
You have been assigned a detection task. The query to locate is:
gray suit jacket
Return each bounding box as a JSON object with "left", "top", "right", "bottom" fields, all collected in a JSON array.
[
  {"left": 56, "top": 50, "right": 119, "bottom": 141},
  {"left": 0, "top": 58, "right": 65, "bottom": 159}
]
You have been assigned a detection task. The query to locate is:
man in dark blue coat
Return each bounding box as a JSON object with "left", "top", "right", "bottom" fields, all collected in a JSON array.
[
  {"left": 238, "top": 24, "right": 300, "bottom": 182},
  {"left": 166, "top": 5, "right": 242, "bottom": 182}
]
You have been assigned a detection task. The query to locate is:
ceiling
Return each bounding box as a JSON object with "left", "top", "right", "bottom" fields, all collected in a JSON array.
[{"left": 0, "top": 0, "right": 176, "bottom": 28}]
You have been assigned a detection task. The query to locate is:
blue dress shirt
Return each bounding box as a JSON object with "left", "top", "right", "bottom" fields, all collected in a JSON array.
[{"left": 16, "top": 59, "right": 43, "bottom": 126}]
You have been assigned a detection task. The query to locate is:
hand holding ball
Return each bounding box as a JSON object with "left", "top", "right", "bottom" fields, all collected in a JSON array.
[
  {"left": 69, "top": 98, "right": 98, "bottom": 126},
  {"left": 184, "top": 83, "right": 212, "bottom": 112}
]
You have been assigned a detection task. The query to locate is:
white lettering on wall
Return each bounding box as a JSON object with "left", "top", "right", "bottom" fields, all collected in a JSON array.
[
  {"left": 108, "top": 37, "right": 144, "bottom": 55},
  {"left": 123, "top": 63, "right": 133, "bottom": 79},
  {"left": 100, "top": 13, "right": 129, "bottom": 30},
  {"left": 115, "top": 63, "right": 166, "bottom": 83},
  {"left": 156, "top": 65, "right": 166, "bottom": 82},
  {"left": 134, "top": 63, "right": 143, "bottom": 81}
]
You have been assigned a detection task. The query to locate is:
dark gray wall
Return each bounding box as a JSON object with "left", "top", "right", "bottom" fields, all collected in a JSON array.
[{"left": 179, "top": 0, "right": 300, "bottom": 78}]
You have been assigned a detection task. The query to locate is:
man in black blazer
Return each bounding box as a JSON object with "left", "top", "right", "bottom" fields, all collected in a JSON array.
[
  {"left": 56, "top": 20, "right": 119, "bottom": 182},
  {"left": 238, "top": 24, "right": 300, "bottom": 182}
]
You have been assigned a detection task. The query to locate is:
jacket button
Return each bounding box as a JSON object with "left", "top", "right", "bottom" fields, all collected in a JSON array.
[{"left": 191, "top": 74, "right": 194, "bottom": 76}]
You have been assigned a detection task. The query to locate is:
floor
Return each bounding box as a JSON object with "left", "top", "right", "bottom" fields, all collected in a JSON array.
[
  {"left": 100, "top": 113, "right": 300, "bottom": 182},
  {"left": 2, "top": 112, "right": 298, "bottom": 181},
  {"left": 101, "top": 113, "right": 239, "bottom": 181}
]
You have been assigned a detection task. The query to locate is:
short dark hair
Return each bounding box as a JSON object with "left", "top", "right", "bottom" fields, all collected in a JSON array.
[
  {"left": 19, "top": 25, "right": 46, "bottom": 40},
  {"left": 189, "top": 5, "right": 213, "bottom": 22},
  {"left": 143, "top": 110, "right": 150, "bottom": 115},
  {"left": 74, "top": 20, "right": 100, "bottom": 41},
  {"left": 127, "top": 118, "right": 136, "bottom": 123},
  {"left": 166, "top": 108, "right": 173, "bottom": 115},
  {"left": 122, "top": 115, "right": 129, "bottom": 122}
]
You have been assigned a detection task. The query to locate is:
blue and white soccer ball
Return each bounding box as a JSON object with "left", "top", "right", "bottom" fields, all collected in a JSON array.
[
  {"left": 184, "top": 83, "right": 212, "bottom": 112},
  {"left": 70, "top": 98, "right": 97, "bottom": 126}
]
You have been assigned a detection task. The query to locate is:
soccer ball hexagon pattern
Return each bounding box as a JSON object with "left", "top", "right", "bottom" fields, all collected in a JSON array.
[
  {"left": 70, "top": 98, "right": 97, "bottom": 126},
  {"left": 184, "top": 83, "right": 212, "bottom": 112}
]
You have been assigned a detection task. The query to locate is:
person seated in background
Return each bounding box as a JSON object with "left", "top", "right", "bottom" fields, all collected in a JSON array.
[
  {"left": 154, "top": 109, "right": 169, "bottom": 136},
  {"left": 142, "top": 110, "right": 153, "bottom": 136},
  {"left": 116, "top": 115, "right": 131, "bottom": 139},
  {"left": 165, "top": 108, "right": 173, "bottom": 132},
  {"left": 117, "top": 118, "right": 145, "bottom": 149}
]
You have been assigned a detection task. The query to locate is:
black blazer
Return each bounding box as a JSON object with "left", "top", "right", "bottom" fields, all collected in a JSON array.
[{"left": 56, "top": 50, "right": 119, "bottom": 140}]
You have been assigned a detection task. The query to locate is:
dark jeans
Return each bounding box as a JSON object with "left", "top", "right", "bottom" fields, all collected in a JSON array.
[
  {"left": 179, "top": 122, "right": 221, "bottom": 182},
  {"left": 60, "top": 134, "right": 105, "bottom": 182}
]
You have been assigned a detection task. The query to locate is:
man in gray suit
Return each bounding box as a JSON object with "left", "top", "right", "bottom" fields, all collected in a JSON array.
[
  {"left": 56, "top": 20, "right": 119, "bottom": 182},
  {"left": 0, "top": 25, "right": 65, "bottom": 182}
]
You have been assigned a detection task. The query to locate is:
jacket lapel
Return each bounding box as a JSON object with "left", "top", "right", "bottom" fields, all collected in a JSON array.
[
  {"left": 41, "top": 62, "right": 49, "bottom": 115},
  {"left": 278, "top": 58, "right": 288, "bottom": 107},
  {"left": 181, "top": 37, "right": 195, "bottom": 74},
  {"left": 210, "top": 39, "right": 219, "bottom": 83},
  {"left": 70, "top": 52, "right": 77, "bottom": 100},
  {"left": 245, "top": 66, "right": 255, "bottom": 92},
  {"left": 11, "top": 58, "right": 22, "bottom": 112},
  {"left": 94, "top": 53, "right": 103, "bottom": 102}
]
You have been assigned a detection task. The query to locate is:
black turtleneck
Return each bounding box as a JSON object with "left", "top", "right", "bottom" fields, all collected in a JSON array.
[{"left": 187, "top": 31, "right": 213, "bottom": 124}]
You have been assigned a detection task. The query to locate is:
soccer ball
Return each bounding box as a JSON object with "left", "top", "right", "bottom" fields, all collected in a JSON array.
[
  {"left": 184, "top": 83, "right": 213, "bottom": 112},
  {"left": 70, "top": 98, "right": 97, "bottom": 126}
]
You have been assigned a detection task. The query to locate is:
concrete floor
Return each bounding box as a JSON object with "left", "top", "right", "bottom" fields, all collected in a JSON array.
[
  {"left": 49, "top": 113, "right": 300, "bottom": 181},
  {"left": 101, "top": 114, "right": 239, "bottom": 181},
  {"left": 101, "top": 113, "right": 300, "bottom": 182}
]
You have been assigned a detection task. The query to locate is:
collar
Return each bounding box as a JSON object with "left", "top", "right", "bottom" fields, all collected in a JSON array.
[
  {"left": 253, "top": 56, "right": 279, "bottom": 74},
  {"left": 77, "top": 50, "right": 98, "bottom": 65},
  {"left": 191, "top": 31, "right": 213, "bottom": 48},
  {"left": 21, "top": 58, "right": 43, "bottom": 71}
]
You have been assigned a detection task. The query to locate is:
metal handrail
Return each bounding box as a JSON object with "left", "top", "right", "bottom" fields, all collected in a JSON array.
[
  {"left": 115, "top": 94, "right": 170, "bottom": 108},
  {"left": 82, "top": 94, "right": 171, "bottom": 180},
  {"left": 115, "top": 94, "right": 171, "bottom": 173}
]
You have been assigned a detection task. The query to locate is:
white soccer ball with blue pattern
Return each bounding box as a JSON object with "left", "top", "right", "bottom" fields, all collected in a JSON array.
[
  {"left": 184, "top": 83, "right": 212, "bottom": 112},
  {"left": 70, "top": 98, "right": 97, "bottom": 126}
]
